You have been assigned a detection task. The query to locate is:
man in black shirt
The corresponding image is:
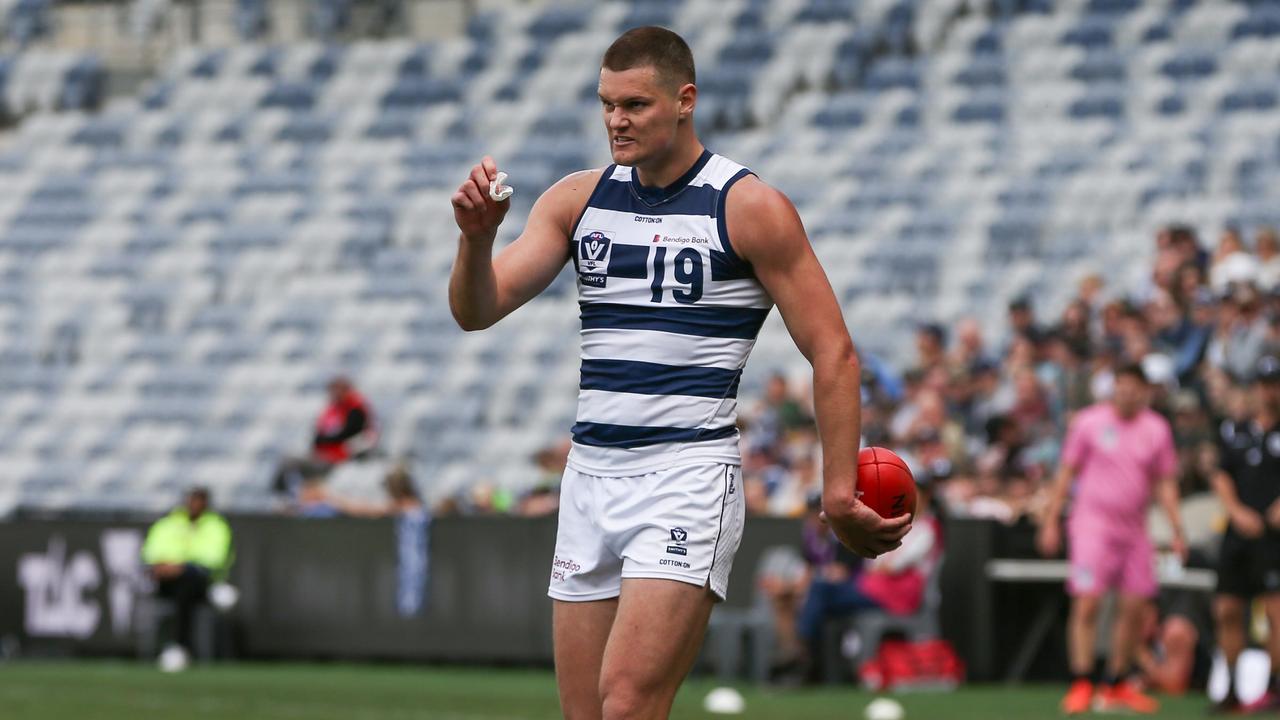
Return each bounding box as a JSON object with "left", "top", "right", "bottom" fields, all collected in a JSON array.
[{"left": 1210, "top": 355, "right": 1280, "bottom": 713}]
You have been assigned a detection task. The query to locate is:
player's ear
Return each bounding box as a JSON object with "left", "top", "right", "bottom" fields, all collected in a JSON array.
[{"left": 677, "top": 82, "right": 696, "bottom": 120}]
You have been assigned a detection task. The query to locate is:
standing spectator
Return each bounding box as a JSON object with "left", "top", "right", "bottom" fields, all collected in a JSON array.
[
  {"left": 272, "top": 376, "right": 378, "bottom": 498},
  {"left": 949, "top": 316, "right": 990, "bottom": 370},
  {"left": 1007, "top": 296, "right": 1041, "bottom": 350},
  {"left": 913, "top": 323, "right": 947, "bottom": 374},
  {"left": 333, "top": 467, "right": 432, "bottom": 616},
  {"left": 1207, "top": 355, "right": 1280, "bottom": 714},
  {"left": 141, "top": 487, "right": 233, "bottom": 671},
  {"left": 1255, "top": 227, "right": 1280, "bottom": 292},
  {"left": 1076, "top": 272, "right": 1106, "bottom": 313},
  {"left": 1208, "top": 284, "right": 1268, "bottom": 382},
  {"left": 1210, "top": 227, "right": 1260, "bottom": 293},
  {"left": 1037, "top": 364, "right": 1186, "bottom": 715}
]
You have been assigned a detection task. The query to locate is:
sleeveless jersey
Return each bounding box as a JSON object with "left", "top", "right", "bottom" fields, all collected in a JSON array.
[{"left": 566, "top": 150, "right": 774, "bottom": 475}]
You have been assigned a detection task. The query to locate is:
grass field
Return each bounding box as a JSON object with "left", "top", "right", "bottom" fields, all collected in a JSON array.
[{"left": 0, "top": 661, "right": 1217, "bottom": 719}]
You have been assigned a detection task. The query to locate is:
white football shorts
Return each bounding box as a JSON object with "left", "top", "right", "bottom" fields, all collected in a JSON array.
[{"left": 548, "top": 462, "right": 745, "bottom": 602}]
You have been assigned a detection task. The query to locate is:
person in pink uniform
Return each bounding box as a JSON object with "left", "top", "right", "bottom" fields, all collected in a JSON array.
[{"left": 1038, "top": 363, "right": 1187, "bottom": 715}]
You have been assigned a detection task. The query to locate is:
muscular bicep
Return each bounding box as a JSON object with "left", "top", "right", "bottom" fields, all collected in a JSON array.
[
  {"left": 489, "top": 170, "right": 600, "bottom": 320},
  {"left": 727, "top": 179, "right": 850, "bottom": 361}
]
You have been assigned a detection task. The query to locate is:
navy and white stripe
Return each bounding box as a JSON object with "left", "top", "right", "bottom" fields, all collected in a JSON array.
[{"left": 567, "top": 151, "right": 773, "bottom": 475}]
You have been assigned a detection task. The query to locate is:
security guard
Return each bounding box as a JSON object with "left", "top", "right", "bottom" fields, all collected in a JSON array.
[
  {"left": 1210, "top": 355, "right": 1280, "bottom": 713},
  {"left": 141, "top": 486, "right": 232, "bottom": 669}
]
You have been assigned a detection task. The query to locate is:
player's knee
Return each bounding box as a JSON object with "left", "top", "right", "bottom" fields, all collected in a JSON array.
[
  {"left": 1071, "top": 597, "right": 1101, "bottom": 624},
  {"left": 599, "top": 672, "right": 664, "bottom": 720},
  {"left": 1213, "top": 599, "right": 1243, "bottom": 626}
]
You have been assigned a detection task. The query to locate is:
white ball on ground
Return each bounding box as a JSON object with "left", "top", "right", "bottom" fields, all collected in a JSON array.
[
  {"left": 703, "top": 686, "right": 745, "bottom": 714},
  {"left": 158, "top": 644, "right": 189, "bottom": 673},
  {"left": 864, "top": 697, "right": 904, "bottom": 720}
]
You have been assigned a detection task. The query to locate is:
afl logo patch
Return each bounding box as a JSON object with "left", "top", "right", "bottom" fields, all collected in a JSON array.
[
  {"left": 577, "top": 229, "right": 614, "bottom": 288},
  {"left": 579, "top": 230, "right": 614, "bottom": 273}
]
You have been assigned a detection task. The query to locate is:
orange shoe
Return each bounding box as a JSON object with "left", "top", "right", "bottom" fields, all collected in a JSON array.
[
  {"left": 1094, "top": 681, "right": 1159, "bottom": 714},
  {"left": 1061, "top": 679, "right": 1094, "bottom": 715}
]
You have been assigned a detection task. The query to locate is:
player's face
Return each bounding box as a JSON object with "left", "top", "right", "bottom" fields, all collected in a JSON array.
[
  {"left": 598, "top": 66, "right": 691, "bottom": 167},
  {"left": 1112, "top": 375, "right": 1147, "bottom": 417}
]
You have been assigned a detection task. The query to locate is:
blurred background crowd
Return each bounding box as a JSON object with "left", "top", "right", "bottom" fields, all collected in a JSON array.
[{"left": 379, "top": 221, "right": 1280, "bottom": 525}]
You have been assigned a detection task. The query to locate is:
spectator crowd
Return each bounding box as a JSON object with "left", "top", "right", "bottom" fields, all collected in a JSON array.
[
  {"left": 737, "top": 223, "right": 1280, "bottom": 526},
  {"left": 367, "top": 222, "right": 1279, "bottom": 523}
]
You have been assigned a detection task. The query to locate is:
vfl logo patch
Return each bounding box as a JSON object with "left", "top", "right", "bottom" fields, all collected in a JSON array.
[
  {"left": 667, "top": 526, "right": 689, "bottom": 556},
  {"left": 578, "top": 229, "right": 614, "bottom": 288}
]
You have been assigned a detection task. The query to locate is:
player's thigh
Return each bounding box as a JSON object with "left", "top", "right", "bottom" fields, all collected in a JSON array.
[
  {"left": 554, "top": 598, "right": 618, "bottom": 720},
  {"left": 1261, "top": 592, "right": 1280, "bottom": 625},
  {"left": 1118, "top": 533, "right": 1158, "bottom": 599},
  {"left": 1216, "top": 531, "right": 1256, "bottom": 598},
  {"left": 1066, "top": 519, "right": 1122, "bottom": 596},
  {"left": 599, "top": 578, "right": 716, "bottom": 701},
  {"left": 604, "top": 463, "right": 745, "bottom": 601},
  {"left": 1251, "top": 535, "right": 1280, "bottom": 596},
  {"left": 1070, "top": 592, "right": 1103, "bottom": 621}
]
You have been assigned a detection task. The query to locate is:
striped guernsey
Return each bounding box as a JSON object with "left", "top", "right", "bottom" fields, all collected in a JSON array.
[{"left": 566, "top": 150, "right": 774, "bottom": 475}]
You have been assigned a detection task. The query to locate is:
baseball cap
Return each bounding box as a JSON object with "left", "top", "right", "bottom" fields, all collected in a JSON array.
[{"left": 1255, "top": 355, "right": 1280, "bottom": 383}]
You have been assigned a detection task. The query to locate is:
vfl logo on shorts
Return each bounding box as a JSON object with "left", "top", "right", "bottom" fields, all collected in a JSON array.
[
  {"left": 578, "top": 230, "right": 614, "bottom": 287},
  {"left": 1071, "top": 565, "right": 1096, "bottom": 593},
  {"left": 666, "top": 527, "right": 688, "bottom": 556}
]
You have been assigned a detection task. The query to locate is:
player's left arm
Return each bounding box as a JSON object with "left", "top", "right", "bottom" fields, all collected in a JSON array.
[
  {"left": 1155, "top": 471, "right": 1187, "bottom": 560},
  {"left": 726, "top": 176, "right": 909, "bottom": 557},
  {"left": 1153, "top": 421, "right": 1187, "bottom": 559}
]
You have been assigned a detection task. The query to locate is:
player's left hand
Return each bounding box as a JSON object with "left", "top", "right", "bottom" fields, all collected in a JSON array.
[
  {"left": 1170, "top": 533, "right": 1188, "bottom": 563},
  {"left": 821, "top": 495, "right": 911, "bottom": 558},
  {"left": 1267, "top": 498, "right": 1280, "bottom": 530}
]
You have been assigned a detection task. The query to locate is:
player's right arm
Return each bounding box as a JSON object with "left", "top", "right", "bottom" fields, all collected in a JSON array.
[
  {"left": 1036, "top": 460, "right": 1075, "bottom": 557},
  {"left": 448, "top": 157, "right": 601, "bottom": 330},
  {"left": 1210, "top": 469, "right": 1264, "bottom": 538}
]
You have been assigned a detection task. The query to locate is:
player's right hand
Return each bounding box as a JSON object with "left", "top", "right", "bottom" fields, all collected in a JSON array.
[
  {"left": 451, "top": 156, "right": 510, "bottom": 243},
  {"left": 1036, "top": 518, "right": 1061, "bottom": 557},
  {"left": 821, "top": 497, "right": 911, "bottom": 558},
  {"left": 1230, "top": 505, "right": 1265, "bottom": 539}
]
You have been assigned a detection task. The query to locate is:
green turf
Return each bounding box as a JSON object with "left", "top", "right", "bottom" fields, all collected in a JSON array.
[{"left": 0, "top": 661, "right": 1214, "bottom": 719}]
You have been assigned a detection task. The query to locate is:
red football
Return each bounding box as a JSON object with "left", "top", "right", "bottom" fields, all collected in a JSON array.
[{"left": 857, "top": 446, "right": 917, "bottom": 519}]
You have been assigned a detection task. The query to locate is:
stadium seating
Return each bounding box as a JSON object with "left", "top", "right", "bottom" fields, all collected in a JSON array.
[{"left": 1, "top": 0, "right": 1279, "bottom": 515}]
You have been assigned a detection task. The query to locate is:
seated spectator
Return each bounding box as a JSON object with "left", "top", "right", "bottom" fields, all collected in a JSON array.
[
  {"left": 295, "top": 475, "right": 343, "bottom": 518},
  {"left": 273, "top": 376, "right": 377, "bottom": 500},
  {"left": 763, "top": 492, "right": 857, "bottom": 683},
  {"left": 141, "top": 487, "right": 233, "bottom": 671},
  {"left": 796, "top": 478, "right": 943, "bottom": 679},
  {"left": 332, "top": 465, "right": 427, "bottom": 519}
]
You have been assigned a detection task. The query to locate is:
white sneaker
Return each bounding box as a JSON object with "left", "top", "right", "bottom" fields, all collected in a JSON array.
[{"left": 158, "top": 644, "right": 189, "bottom": 673}]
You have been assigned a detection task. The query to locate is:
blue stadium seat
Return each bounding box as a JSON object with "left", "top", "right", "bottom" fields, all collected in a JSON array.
[{"left": 1160, "top": 53, "right": 1217, "bottom": 81}]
